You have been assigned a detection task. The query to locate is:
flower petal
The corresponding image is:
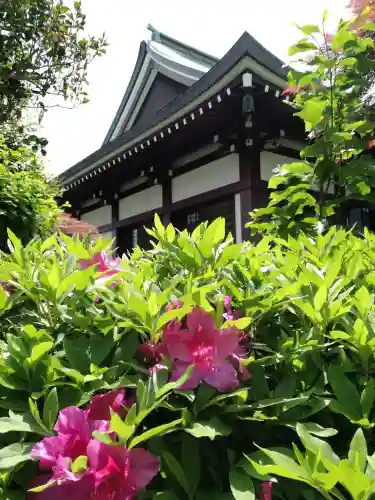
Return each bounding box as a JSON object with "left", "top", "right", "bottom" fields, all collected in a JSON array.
[
  {"left": 214, "top": 327, "right": 240, "bottom": 361},
  {"left": 259, "top": 481, "right": 273, "bottom": 500},
  {"left": 171, "top": 361, "right": 203, "bottom": 390},
  {"left": 31, "top": 436, "right": 67, "bottom": 469},
  {"left": 86, "top": 389, "right": 125, "bottom": 421},
  {"left": 204, "top": 361, "right": 239, "bottom": 392},
  {"left": 162, "top": 323, "right": 193, "bottom": 362},
  {"left": 54, "top": 407, "right": 90, "bottom": 440},
  {"left": 127, "top": 448, "right": 159, "bottom": 491},
  {"left": 186, "top": 308, "right": 215, "bottom": 339},
  {"left": 27, "top": 475, "right": 93, "bottom": 500}
]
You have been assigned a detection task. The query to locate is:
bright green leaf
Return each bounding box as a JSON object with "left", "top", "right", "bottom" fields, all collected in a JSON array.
[{"left": 229, "top": 467, "right": 255, "bottom": 500}]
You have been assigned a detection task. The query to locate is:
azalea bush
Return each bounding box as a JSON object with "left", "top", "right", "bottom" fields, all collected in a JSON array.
[
  {"left": 4, "top": 6, "right": 375, "bottom": 500},
  {"left": 0, "top": 218, "right": 375, "bottom": 499},
  {"left": 250, "top": 10, "right": 375, "bottom": 237}
]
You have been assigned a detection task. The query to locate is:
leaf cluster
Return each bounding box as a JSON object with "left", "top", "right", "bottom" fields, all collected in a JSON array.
[
  {"left": 250, "top": 16, "right": 375, "bottom": 237},
  {"left": 0, "top": 218, "right": 375, "bottom": 498},
  {"left": 0, "top": 0, "right": 107, "bottom": 125}
]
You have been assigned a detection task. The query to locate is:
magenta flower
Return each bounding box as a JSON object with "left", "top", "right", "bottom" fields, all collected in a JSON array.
[
  {"left": 259, "top": 481, "right": 273, "bottom": 500},
  {"left": 324, "top": 33, "right": 333, "bottom": 43},
  {"left": 27, "top": 474, "right": 93, "bottom": 500},
  {"left": 160, "top": 307, "right": 245, "bottom": 392},
  {"left": 88, "top": 440, "right": 159, "bottom": 500},
  {"left": 31, "top": 406, "right": 107, "bottom": 487},
  {"left": 137, "top": 342, "right": 163, "bottom": 362},
  {"left": 79, "top": 251, "right": 122, "bottom": 286},
  {"left": 86, "top": 388, "right": 126, "bottom": 421},
  {"left": 165, "top": 299, "right": 182, "bottom": 312},
  {"left": 223, "top": 296, "right": 241, "bottom": 321}
]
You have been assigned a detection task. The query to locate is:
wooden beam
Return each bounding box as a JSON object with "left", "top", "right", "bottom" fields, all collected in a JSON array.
[
  {"left": 238, "top": 88, "right": 261, "bottom": 241},
  {"left": 162, "top": 176, "right": 172, "bottom": 226},
  {"left": 111, "top": 196, "right": 119, "bottom": 251}
]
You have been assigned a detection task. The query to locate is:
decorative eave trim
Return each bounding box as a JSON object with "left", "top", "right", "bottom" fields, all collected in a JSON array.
[{"left": 63, "top": 56, "right": 287, "bottom": 190}]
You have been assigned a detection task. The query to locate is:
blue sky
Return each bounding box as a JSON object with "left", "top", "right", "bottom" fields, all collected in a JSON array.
[{"left": 42, "top": 0, "right": 348, "bottom": 175}]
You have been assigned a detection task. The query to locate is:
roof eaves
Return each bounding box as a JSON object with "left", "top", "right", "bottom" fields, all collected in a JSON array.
[
  {"left": 61, "top": 32, "right": 288, "bottom": 185},
  {"left": 237, "top": 31, "right": 288, "bottom": 79}
]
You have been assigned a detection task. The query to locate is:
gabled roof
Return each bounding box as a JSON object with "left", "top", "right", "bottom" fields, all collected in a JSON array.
[
  {"left": 103, "top": 25, "right": 218, "bottom": 144},
  {"left": 61, "top": 30, "right": 289, "bottom": 186}
]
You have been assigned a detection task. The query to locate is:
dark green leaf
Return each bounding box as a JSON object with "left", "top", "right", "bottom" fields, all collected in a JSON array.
[
  {"left": 163, "top": 452, "right": 190, "bottom": 496},
  {"left": 182, "top": 434, "right": 201, "bottom": 497},
  {"left": 64, "top": 338, "right": 90, "bottom": 374},
  {"left": 43, "top": 388, "right": 58, "bottom": 429},
  {"left": 129, "top": 418, "right": 182, "bottom": 448},
  {"left": 328, "top": 365, "right": 362, "bottom": 421}
]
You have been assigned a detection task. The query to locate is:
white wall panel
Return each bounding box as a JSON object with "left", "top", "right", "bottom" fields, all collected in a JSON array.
[
  {"left": 261, "top": 151, "right": 333, "bottom": 193},
  {"left": 119, "top": 185, "right": 162, "bottom": 221},
  {"left": 172, "top": 154, "right": 240, "bottom": 203},
  {"left": 81, "top": 205, "right": 111, "bottom": 228},
  {"left": 261, "top": 152, "right": 296, "bottom": 181}
]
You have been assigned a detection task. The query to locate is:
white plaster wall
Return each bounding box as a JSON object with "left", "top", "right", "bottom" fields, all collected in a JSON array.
[
  {"left": 119, "top": 185, "right": 162, "bottom": 220},
  {"left": 81, "top": 205, "right": 111, "bottom": 228},
  {"left": 172, "top": 153, "right": 240, "bottom": 203},
  {"left": 261, "top": 151, "right": 333, "bottom": 193},
  {"left": 260, "top": 152, "right": 296, "bottom": 181}
]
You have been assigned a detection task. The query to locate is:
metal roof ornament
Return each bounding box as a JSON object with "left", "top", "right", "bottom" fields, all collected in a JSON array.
[{"left": 242, "top": 94, "right": 254, "bottom": 115}]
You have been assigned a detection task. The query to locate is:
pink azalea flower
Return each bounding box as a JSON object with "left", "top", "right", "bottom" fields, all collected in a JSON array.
[
  {"left": 27, "top": 474, "right": 93, "bottom": 500},
  {"left": 165, "top": 299, "right": 182, "bottom": 312},
  {"left": 87, "top": 440, "right": 159, "bottom": 500},
  {"left": 86, "top": 389, "right": 126, "bottom": 421},
  {"left": 223, "top": 296, "right": 241, "bottom": 321},
  {"left": 230, "top": 335, "right": 251, "bottom": 382},
  {"left": 161, "top": 307, "right": 244, "bottom": 392},
  {"left": 282, "top": 86, "right": 298, "bottom": 96},
  {"left": 137, "top": 342, "right": 163, "bottom": 362},
  {"left": 31, "top": 407, "right": 107, "bottom": 487},
  {"left": 259, "top": 481, "right": 273, "bottom": 500},
  {"left": 79, "top": 251, "right": 122, "bottom": 285}
]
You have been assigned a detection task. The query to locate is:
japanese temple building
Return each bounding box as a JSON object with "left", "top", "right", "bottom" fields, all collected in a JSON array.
[{"left": 59, "top": 26, "right": 308, "bottom": 253}]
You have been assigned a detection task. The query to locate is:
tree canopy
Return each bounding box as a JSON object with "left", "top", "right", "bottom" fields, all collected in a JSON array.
[
  {"left": 0, "top": 0, "right": 107, "bottom": 127},
  {"left": 0, "top": 0, "right": 107, "bottom": 246}
]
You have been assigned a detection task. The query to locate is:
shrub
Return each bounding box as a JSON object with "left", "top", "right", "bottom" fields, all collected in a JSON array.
[
  {"left": 0, "top": 136, "right": 60, "bottom": 251},
  {"left": 0, "top": 217, "right": 375, "bottom": 499}
]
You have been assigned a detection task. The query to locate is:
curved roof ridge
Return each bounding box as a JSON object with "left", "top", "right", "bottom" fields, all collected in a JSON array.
[{"left": 147, "top": 24, "right": 219, "bottom": 67}]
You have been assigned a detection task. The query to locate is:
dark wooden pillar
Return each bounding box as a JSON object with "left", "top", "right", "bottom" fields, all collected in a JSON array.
[
  {"left": 162, "top": 173, "right": 172, "bottom": 226},
  {"left": 238, "top": 73, "right": 261, "bottom": 241},
  {"left": 111, "top": 196, "right": 119, "bottom": 251}
]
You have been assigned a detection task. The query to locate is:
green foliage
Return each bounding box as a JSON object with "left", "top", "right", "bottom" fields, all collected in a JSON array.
[
  {"left": 0, "top": 0, "right": 105, "bottom": 246},
  {"left": 0, "top": 139, "right": 60, "bottom": 249},
  {"left": 0, "top": 0, "right": 107, "bottom": 125},
  {"left": 250, "top": 15, "right": 375, "bottom": 237},
  {"left": 0, "top": 218, "right": 374, "bottom": 498}
]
